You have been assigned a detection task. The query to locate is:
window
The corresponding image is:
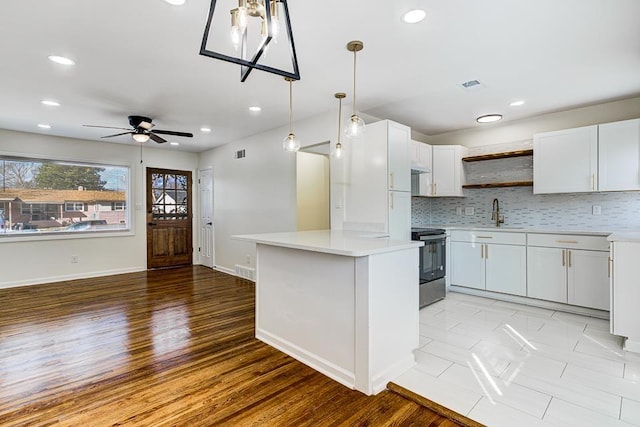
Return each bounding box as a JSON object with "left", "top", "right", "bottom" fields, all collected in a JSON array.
[
  {"left": 65, "top": 202, "right": 85, "bottom": 212},
  {"left": 0, "top": 156, "right": 130, "bottom": 236}
]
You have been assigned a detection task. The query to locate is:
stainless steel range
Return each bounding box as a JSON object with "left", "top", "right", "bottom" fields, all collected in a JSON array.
[{"left": 411, "top": 227, "right": 446, "bottom": 308}]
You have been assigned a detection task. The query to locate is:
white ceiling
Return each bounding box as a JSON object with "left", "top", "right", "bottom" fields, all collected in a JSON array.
[{"left": 0, "top": 0, "right": 639, "bottom": 153}]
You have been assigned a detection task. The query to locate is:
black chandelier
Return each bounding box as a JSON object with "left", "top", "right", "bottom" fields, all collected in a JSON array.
[{"left": 200, "top": 0, "right": 300, "bottom": 82}]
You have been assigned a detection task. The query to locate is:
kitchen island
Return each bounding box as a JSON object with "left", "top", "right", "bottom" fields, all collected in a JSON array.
[{"left": 233, "top": 230, "right": 423, "bottom": 395}]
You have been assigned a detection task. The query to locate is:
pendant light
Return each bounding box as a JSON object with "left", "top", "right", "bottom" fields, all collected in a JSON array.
[
  {"left": 282, "top": 77, "right": 301, "bottom": 152},
  {"left": 334, "top": 92, "right": 346, "bottom": 158},
  {"left": 345, "top": 40, "right": 365, "bottom": 138}
]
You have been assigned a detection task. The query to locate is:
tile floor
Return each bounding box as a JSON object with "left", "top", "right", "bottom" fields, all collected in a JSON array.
[{"left": 393, "top": 292, "right": 640, "bottom": 427}]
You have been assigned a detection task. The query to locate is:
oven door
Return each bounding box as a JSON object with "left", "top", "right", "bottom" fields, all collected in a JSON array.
[{"left": 419, "top": 235, "right": 446, "bottom": 284}]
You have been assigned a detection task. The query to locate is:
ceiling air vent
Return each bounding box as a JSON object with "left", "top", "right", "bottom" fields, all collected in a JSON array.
[
  {"left": 459, "top": 79, "right": 485, "bottom": 91},
  {"left": 235, "top": 149, "right": 246, "bottom": 159}
]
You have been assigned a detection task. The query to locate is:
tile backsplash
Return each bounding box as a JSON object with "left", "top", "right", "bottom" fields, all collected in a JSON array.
[{"left": 412, "top": 187, "right": 640, "bottom": 230}]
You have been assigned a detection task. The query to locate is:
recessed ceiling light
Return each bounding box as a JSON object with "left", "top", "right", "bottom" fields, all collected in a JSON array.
[
  {"left": 510, "top": 100, "right": 525, "bottom": 107},
  {"left": 164, "top": 0, "right": 185, "bottom": 4},
  {"left": 37, "top": 123, "right": 52, "bottom": 129},
  {"left": 47, "top": 55, "right": 75, "bottom": 66},
  {"left": 41, "top": 100, "right": 61, "bottom": 107},
  {"left": 476, "top": 114, "right": 503, "bottom": 123},
  {"left": 403, "top": 9, "right": 426, "bottom": 24},
  {"left": 200, "top": 127, "right": 211, "bottom": 133},
  {"left": 249, "top": 106, "right": 262, "bottom": 112},
  {"left": 170, "top": 142, "right": 180, "bottom": 146}
]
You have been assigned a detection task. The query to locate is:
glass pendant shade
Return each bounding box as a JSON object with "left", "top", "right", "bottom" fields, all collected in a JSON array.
[
  {"left": 282, "top": 133, "right": 300, "bottom": 152},
  {"left": 345, "top": 114, "right": 365, "bottom": 139},
  {"left": 335, "top": 142, "right": 343, "bottom": 158}
]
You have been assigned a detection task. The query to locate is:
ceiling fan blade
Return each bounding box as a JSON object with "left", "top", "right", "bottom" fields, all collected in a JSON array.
[
  {"left": 149, "top": 133, "right": 167, "bottom": 144},
  {"left": 84, "top": 125, "right": 131, "bottom": 131},
  {"left": 101, "top": 131, "right": 133, "bottom": 138},
  {"left": 153, "top": 130, "right": 194, "bottom": 138}
]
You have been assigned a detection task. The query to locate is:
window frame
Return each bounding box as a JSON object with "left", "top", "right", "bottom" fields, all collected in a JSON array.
[{"left": 0, "top": 154, "right": 133, "bottom": 242}]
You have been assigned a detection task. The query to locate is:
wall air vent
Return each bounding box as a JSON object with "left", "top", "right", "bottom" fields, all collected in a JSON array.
[{"left": 235, "top": 149, "right": 246, "bottom": 159}]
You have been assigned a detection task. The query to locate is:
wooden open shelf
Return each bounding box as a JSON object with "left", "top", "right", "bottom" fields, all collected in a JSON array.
[
  {"left": 462, "top": 149, "right": 533, "bottom": 162},
  {"left": 462, "top": 180, "right": 533, "bottom": 189}
]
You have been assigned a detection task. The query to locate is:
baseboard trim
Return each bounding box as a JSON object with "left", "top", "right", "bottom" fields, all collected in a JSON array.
[
  {"left": 0, "top": 267, "right": 145, "bottom": 290},
  {"left": 387, "top": 382, "right": 486, "bottom": 427}
]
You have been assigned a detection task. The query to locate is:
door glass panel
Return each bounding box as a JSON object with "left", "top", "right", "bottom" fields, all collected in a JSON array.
[
  {"left": 165, "top": 174, "right": 177, "bottom": 190},
  {"left": 152, "top": 173, "right": 164, "bottom": 189}
]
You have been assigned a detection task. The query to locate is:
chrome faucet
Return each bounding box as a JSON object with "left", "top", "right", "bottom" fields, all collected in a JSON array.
[{"left": 492, "top": 198, "right": 504, "bottom": 227}]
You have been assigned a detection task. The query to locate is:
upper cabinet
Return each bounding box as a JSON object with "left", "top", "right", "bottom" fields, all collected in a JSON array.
[
  {"left": 533, "top": 125, "right": 598, "bottom": 194},
  {"left": 387, "top": 121, "right": 411, "bottom": 192},
  {"left": 431, "top": 145, "right": 467, "bottom": 197},
  {"left": 534, "top": 118, "right": 640, "bottom": 194},
  {"left": 410, "top": 140, "right": 432, "bottom": 172},
  {"left": 598, "top": 118, "right": 640, "bottom": 192}
]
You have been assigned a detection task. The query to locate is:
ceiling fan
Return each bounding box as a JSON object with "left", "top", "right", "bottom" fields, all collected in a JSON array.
[{"left": 83, "top": 115, "right": 194, "bottom": 144}]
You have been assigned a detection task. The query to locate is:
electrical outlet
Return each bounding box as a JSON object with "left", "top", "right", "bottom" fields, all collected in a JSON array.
[
  {"left": 71, "top": 255, "right": 79, "bottom": 264},
  {"left": 592, "top": 205, "right": 602, "bottom": 215},
  {"left": 456, "top": 207, "right": 463, "bottom": 216},
  {"left": 465, "top": 207, "right": 475, "bottom": 216}
]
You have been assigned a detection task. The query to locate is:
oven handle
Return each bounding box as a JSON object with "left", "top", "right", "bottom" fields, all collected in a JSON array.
[{"left": 418, "top": 235, "right": 446, "bottom": 242}]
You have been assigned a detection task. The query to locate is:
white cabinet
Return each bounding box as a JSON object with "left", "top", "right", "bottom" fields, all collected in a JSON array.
[
  {"left": 388, "top": 191, "right": 411, "bottom": 241},
  {"left": 343, "top": 120, "right": 411, "bottom": 238},
  {"left": 598, "top": 118, "right": 640, "bottom": 192},
  {"left": 450, "top": 230, "right": 526, "bottom": 296},
  {"left": 526, "top": 234, "right": 609, "bottom": 310},
  {"left": 610, "top": 240, "right": 640, "bottom": 351},
  {"left": 410, "top": 140, "right": 432, "bottom": 172},
  {"left": 533, "top": 125, "right": 598, "bottom": 194},
  {"left": 431, "top": 145, "right": 467, "bottom": 197},
  {"left": 534, "top": 118, "right": 640, "bottom": 194}
]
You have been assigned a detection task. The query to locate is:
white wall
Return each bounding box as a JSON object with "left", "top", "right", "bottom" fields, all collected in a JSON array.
[
  {"left": 198, "top": 111, "right": 340, "bottom": 274},
  {"left": 296, "top": 152, "right": 330, "bottom": 231},
  {"left": 0, "top": 129, "right": 198, "bottom": 288},
  {"left": 429, "top": 96, "right": 640, "bottom": 147}
]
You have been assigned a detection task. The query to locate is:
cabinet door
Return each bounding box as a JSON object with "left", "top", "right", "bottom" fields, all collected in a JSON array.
[
  {"left": 388, "top": 122, "right": 411, "bottom": 192},
  {"left": 533, "top": 125, "right": 598, "bottom": 194},
  {"left": 599, "top": 118, "right": 640, "bottom": 192},
  {"left": 567, "top": 249, "right": 609, "bottom": 310},
  {"left": 450, "top": 241, "right": 485, "bottom": 289},
  {"left": 611, "top": 242, "right": 640, "bottom": 337},
  {"left": 485, "top": 244, "right": 527, "bottom": 296},
  {"left": 419, "top": 142, "right": 433, "bottom": 171},
  {"left": 527, "top": 246, "right": 567, "bottom": 303},
  {"left": 432, "top": 146, "right": 460, "bottom": 196},
  {"left": 388, "top": 191, "right": 411, "bottom": 240},
  {"left": 410, "top": 140, "right": 420, "bottom": 166}
]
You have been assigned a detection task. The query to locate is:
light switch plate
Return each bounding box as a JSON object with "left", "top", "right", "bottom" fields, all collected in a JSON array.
[
  {"left": 465, "top": 207, "right": 475, "bottom": 216},
  {"left": 592, "top": 205, "right": 602, "bottom": 215},
  {"left": 456, "top": 207, "right": 463, "bottom": 216}
]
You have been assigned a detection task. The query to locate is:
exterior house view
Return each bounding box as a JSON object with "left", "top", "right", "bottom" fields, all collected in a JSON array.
[{"left": 0, "top": 1, "right": 639, "bottom": 426}]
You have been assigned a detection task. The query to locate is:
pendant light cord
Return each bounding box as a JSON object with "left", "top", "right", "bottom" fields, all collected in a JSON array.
[
  {"left": 289, "top": 80, "right": 293, "bottom": 133},
  {"left": 338, "top": 98, "right": 343, "bottom": 142},
  {"left": 352, "top": 50, "right": 357, "bottom": 115}
]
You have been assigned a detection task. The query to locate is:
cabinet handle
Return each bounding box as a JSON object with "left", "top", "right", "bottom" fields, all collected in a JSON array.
[
  {"left": 476, "top": 236, "right": 493, "bottom": 239},
  {"left": 480, "top": 245, "right": 484, "bottom": 259},
  {"left": 556, "top": 240, "right": 579, "bottom": 244},
  {"left": 485, "top": 244, "right": 488, "bottom": 259},
  {"left": 568, "top": 250, "right": 572, "bottom": 268},
  {"left": 608, "top": 256, "right": 611, "bottom": 278},
  {"left": 390, "top": 172, "right": 394, "bottom": 189},
  {"left": 562, "top": 249, "right": 565, "bottom": 267},
  {"left": 390, "top": 192, "right": 394, "bottom": 209},
  {"left": 433, "top": 183, "right": 437, "bottom": 195},
  {"left": 592, "top": 173, "right": 595, "bottom": 191}
]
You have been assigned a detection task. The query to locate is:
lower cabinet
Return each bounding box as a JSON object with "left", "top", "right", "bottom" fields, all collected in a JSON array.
[
  {"left": 450, "top": 231, "right": 527, "bottom": 296},
  {"left": 526, "top": 234, "right": 609, "bottom": 310}
]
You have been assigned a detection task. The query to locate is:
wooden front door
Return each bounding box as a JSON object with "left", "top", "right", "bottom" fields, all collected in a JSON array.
[{"left": 146, "top": 168, "right": 193, "bottom": 269}]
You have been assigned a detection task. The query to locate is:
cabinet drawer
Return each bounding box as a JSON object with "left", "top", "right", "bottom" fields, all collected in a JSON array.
[
  {"left": 527, "top": 233, "right": 609, "bottom": 251},
  {"left": 450, "top": 230, "right": 526, "bottom": 245}
]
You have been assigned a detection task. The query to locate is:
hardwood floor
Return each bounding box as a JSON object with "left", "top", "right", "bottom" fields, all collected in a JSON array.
[{"left": 0, "top": 266, "right": 465, "bottom": 426}]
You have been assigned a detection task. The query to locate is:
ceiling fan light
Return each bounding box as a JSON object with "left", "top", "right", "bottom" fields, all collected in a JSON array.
[{"left": 132, "top": 133, "right": 150, "bottom": 143}]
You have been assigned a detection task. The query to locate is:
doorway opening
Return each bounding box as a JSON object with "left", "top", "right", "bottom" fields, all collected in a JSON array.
[{"left": 297, "top": 142, "right": 330, "bottom": 231}]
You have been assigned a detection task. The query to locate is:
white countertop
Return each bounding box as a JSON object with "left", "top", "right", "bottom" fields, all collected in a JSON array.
[
  {"left": 607, "top": 232, "right": 640, "bottom": 242},
  {"left": 232, "top": 230, "right": 423, "bottom": 257},
  {"left": 430, "top": 225, "right": 613, "bottom": 236}
]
